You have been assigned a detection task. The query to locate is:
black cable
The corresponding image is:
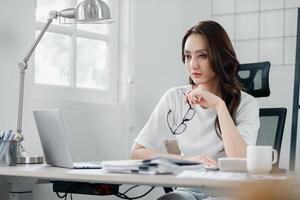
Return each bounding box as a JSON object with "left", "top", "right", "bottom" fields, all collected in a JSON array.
[
  {"left": 56, "top": 192, "right": 67, "bottom": 199},
  {"left": 55, "top": 183, "right": 78, "bottom": 200},
  {"left": 115, "top": 192, "right": 131, "bottom": 199},
  {"left": 56, "top": 183, "right": 155, "bottom": 200},
  {"left": 123, "top": 185, "right": 140, "bottom": 194},
  {"left": 68, "top": 183, "right": 81, "bottom": 200},
  {"left": 115, "top": 186, "right": 155, "bottom": 200},
  {"left": 129, "top": 186, "right": 154, "bottom": 200}
]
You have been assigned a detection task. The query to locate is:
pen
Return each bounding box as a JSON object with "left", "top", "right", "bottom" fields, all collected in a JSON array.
[{"left": 0, "top": 130, "right": 15, "bottom": 162}]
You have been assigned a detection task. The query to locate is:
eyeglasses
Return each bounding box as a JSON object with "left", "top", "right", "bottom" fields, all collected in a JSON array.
[{"left": 167, "top": 91, "right": 195, "bottom": 135}]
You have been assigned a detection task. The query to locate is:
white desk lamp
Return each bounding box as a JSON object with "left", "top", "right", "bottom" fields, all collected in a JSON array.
[{"left": 16, "top": 0, "right": 113, "bottom": 164}]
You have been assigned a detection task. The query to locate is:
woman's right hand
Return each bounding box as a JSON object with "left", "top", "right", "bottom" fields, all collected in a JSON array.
[{"left": 185, "top": 154, "right": 217, "bottom": 166}]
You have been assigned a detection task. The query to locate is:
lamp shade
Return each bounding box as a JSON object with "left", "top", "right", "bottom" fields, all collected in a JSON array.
[{"left": 75, "top": 0, "right": 112, "bottom": 23}]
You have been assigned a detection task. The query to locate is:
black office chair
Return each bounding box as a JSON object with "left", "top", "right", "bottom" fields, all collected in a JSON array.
[
  {"left": 238, "top": 61, "right": 270, "bottom": 97},
  {"left": 238, "top": 61, "right": 287, "bottom": 171},
  {"left": 257, "top": 108, "right": 287, "bottom": 168}
]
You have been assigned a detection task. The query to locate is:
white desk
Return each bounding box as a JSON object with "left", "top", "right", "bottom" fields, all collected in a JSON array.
[
  {"left": 0, "top": 164, "right": 249, "bottom": 188},
  {"left": 0, "top": 164, "right": 299, "bottom": 200}
]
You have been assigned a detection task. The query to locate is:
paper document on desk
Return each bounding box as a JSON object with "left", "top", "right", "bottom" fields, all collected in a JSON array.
[
  {"left": 144, "top": 156, "right": 202, "bottom": 166},
  {"left": 102, "top": 160, "right": 143, "bottom": 173},
  {"left": 178, "top": 170, "right": 288, "bottom": 180},
  {"left": 178, "top": 171, "right": 248, "bottom": 180},
  {"left": 102, "top": 157, "right": 203, "bottom": 174}
]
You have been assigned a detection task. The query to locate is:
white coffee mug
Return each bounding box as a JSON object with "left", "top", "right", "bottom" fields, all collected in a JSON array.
[{"left": 247, "top": 145, "right": 278, "bottom": 174}]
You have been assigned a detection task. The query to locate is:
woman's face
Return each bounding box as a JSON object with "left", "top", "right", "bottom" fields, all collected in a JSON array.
[{"left": 184, "top": 33, "right": 217, "bottom": 86}]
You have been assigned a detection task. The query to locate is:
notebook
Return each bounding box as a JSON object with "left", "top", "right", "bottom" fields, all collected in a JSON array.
[
  {"left": 101, "top": 157, "right": 204, "bottom": 174},
  {"left": 33, "top": 109, "right": 102, "bottom": 169}
]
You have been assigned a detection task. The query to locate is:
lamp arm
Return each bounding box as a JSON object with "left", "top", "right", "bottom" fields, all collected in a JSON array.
[
  {"left": 16, "top": 14, "right": 56, "bottom": 137},
  {"left": 23, "top": 17, "right": 55, "bottom": 63}
]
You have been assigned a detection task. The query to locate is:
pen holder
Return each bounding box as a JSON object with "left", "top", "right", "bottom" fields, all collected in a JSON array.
[{"left": 0, "top": 140, "right": 18, "bottom": 166}]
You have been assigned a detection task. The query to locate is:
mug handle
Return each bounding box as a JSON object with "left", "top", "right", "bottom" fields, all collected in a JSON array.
[{"left": 272, "top": 149, "right": 278, "bottom": 164}]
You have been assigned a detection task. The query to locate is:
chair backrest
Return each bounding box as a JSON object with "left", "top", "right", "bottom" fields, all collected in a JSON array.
[
  {"left": 257, "top": 108, "right": 287, "bottom": 167},
  {"left": 238, "top": 61, "right": 271, "bottom": 97},
  {"left": 239, "top": 62, "right": 288, "bottom": 170}
]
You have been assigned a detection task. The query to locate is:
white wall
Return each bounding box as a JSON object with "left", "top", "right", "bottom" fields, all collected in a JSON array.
[
  {"left": 129, "top": 0, "right": 186, "bottom": 144},
  {"left": 1, "top": 0, "right": 300, "bottom": 200},
  {"left": 0, "top": 1, "right": 35, "bottom": 199},
  {"left": 0, "top": 0, "right": 34, "bottom": 130}
]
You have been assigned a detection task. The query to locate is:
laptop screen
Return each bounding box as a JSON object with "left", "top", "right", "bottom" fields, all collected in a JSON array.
[{"left": 33, "top": 109, "right": 74, "bottom": 168}]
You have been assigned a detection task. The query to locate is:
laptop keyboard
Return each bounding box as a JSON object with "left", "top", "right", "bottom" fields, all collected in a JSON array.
[{"left": 73, "top": 162, "right": 102, "bottom": 169}]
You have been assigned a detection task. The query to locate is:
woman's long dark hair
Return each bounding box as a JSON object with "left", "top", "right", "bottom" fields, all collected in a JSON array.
[{"left": 182, "top": 20, "right": 242, "bottom": 139}]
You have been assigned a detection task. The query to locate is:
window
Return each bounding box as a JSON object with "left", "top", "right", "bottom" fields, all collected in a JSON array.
[{"left": 34, "top": 0, "right": 118, "bottom": 104}]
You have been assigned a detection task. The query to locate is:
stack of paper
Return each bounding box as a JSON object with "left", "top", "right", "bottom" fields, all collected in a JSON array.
[
  {"left": 102, "top": 157, "right": 203, "bottom": 174},
  {"left": 101, "top": 160, "right": 143, "bottom": 173}
]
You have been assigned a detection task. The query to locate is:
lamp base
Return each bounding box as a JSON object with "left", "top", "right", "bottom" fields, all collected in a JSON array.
[
  {"left": 17, "top": 155, "right": 44, "bottom": 164},
  {"left": 16, "top": 141, "right": 44, "bottom": 164}
]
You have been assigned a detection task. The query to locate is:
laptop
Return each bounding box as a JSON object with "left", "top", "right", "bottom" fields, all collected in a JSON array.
[{"left": 33, "top": 109, "right": 102, "bottom": 169}]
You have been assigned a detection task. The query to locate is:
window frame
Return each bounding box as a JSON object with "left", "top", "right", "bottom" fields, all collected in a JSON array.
[{"left": 33, "top": 0, "right": 119, "bottom": 105}]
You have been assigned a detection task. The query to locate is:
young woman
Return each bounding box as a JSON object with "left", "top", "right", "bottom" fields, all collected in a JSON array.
[{"left": 130, "top": 21, "right": 259, "bottom": 200}]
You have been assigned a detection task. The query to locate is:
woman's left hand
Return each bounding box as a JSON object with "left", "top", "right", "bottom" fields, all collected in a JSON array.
[{"left": 186, "top": 87, "right": 224, "bottom": 109}]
